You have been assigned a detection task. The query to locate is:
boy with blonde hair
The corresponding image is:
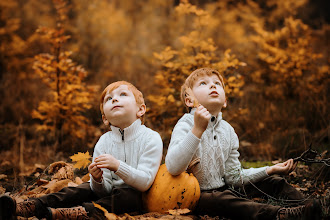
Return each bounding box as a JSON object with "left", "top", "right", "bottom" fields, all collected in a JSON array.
[
  {"left": 1, "top": 81, "right": 163, "bottom": 219},
  {"left": 165, "top": 68, "right": 321, "bottom": 220}
]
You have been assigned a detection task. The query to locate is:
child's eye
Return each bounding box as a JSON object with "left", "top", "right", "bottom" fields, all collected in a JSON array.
[
  {"left": 120, "top": 92, "right": 127, "bottom": 96},
  {"left": 215, "top": 81, "right": 221, "bottom": 85},
  {"left": 106, "top": 97, "right": 112, "bottom": 102},
  {"left": 200, "top": 82, "right": 206, "bottom": 85}
]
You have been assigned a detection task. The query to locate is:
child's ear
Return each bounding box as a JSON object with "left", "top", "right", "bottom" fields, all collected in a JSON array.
[
  {"left": 223, "top": 99, "right": 227, "bottom": 108},
  {"left": 137, "top": 104, "right": 146, "bottom": 118},
  {"left": 185, "top": 97, "right": 194, "bottom": 108},
  {"left": 102, "top": 114, "right": 110, "bottom": 126}
]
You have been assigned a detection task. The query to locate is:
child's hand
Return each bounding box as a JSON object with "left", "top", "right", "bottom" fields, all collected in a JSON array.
[
  {"left": 266, "top": 159, "right": 297, "bottom": 175},
  {"left": 192, "top": 104, "right": 211, "bottom": 138},
  {"left": 94, "top": 154, "right": 120, "bottom": 172},
  {"left": 88, "top": 162, "right": 103, "bottom": 182}
]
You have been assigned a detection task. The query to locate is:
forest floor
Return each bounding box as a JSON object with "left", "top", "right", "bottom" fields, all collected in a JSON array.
[{"left": 0, "top": 159, "right": 329, "bottom": 220}]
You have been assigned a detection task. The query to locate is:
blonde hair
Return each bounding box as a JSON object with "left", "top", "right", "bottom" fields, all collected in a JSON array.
[
  {"left": 181, "top": 68, "right": 225, "bottom": 111},
  {"left": 100, "top": 81, "right": 145, "bottom": 123}
]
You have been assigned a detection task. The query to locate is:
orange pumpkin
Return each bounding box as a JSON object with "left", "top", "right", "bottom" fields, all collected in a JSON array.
[{"left": 143, "top": 163, "right": 200, "bottom": 213}]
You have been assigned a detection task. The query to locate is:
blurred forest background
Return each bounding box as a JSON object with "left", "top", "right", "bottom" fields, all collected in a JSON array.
[{"left": 0, "top": 0, "right": 329, "bottom": 191}]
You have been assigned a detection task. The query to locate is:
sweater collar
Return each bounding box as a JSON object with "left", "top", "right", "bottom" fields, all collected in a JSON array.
[
  {"left": 190, "top": 108, "right": 223, "bottom": 125},
  {"left": 110, "top": 119, "right": 143, "bottom": 142}
]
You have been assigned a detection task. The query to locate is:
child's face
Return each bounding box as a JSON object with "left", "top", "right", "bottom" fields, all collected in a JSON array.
[
  {"left": 189, "top": 74, "right": 226, "bottom": 115},
  {"left": 102, "top": 85, "right": 145, "bottom": 129}
]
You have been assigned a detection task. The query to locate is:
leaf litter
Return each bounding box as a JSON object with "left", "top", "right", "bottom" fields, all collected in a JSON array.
[{"left": 0, "top": 153, "right": 328, "bottom": 220}]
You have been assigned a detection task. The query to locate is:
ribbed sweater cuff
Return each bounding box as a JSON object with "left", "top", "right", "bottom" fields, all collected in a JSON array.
[
  {"left": 115, "top": 161, "right": 130, "bottom": 180},
  {"left": 182, "top": 131, "right": 201, "bottom": 153},
  {"left": 90, "top": 174, "right": 104, "bottom": 192},
  {"left": 253, "top": 167, "right": 269, "bottom": 182}
]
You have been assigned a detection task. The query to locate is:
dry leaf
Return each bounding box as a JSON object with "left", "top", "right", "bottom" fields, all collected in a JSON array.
[
  {"left": 81, "top": 173, "right": 91, "bottom": 182},
  {"left": 93, "top": 202, "right": 118, "bottom": 220},
  {"left": 45, "top": 179, "right": 71, "bottom": 194},
  {"left": 75, "top": 177, "right": 83, "bottom": 185},
  {"left": 52, "top": 165, "right": 74, "bottom": 180},
  {"left": 49, "top": 161, "right": 71, "bottom": 174},
  {"left": 37, "top": 179, "right": 49, "bottom": 186},
  {"left": 0, "top": 186, "right": 5, "bottom": 194},
  {"left": 41, "top": 180, "right": 58, "bottom": 189},
  {"left": 185, "top": 88, "right": 199, "bottom": 107},
  {"left": 68, "top": 181, "right": 78, "bottom": 187},
  {"left": 289, "top": 171, "right": 297, "bottom": 177},
  {"left": 70, "top": 151, "right": 92, "bottom": 169},
  {"left": 167, "top": 208, "right": 191, "bottom": 215},
  {"left": 0, "top": 174, "right": 8, "bottom": 180}
]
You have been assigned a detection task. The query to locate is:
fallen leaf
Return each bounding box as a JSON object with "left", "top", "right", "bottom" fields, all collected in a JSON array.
[
  {"left": 68, "top": 181, "right": 78, "bottom": 187},
  {"left": 167, "top": 208, "right": 191, "bottom": 215},
  {"left": 75, "top": 177, "right": 83, "bottom": 185},
  {"left": 81, "top": 173, "right": 90, "bottom": 182},
  {"left": 93, "top": 202, "right": 118, "bottom": 220},
  {"left": 49, "top": 161, "right": 71, "bottom": 174},
  {"left": 52, "top": 165, "right": 74, "bottom": 180},
  {"left": 70, "top": 151, "right": 92, "bottom": 169},
  {"left": 37, "top": 179, "right": 49, "bottom": 186},
  {"left": 0, "top": 186, "right": 5, "bottom": 194},
  {"left": 289, "top": 171, "right": 297, "bottom": 177},
  {"left": 0, "top": 174, "right": 7, "bottom": 180},
  {"left": 41, "top": 180, "right": 58, "bottom": 189},
  {"left": 45, "top": 179, "right": 71, "bottom": 194}
]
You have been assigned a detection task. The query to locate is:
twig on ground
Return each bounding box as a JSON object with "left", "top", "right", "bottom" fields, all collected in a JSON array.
[{"left": 293, "top": 144, "right": 330, "bottom": 167}]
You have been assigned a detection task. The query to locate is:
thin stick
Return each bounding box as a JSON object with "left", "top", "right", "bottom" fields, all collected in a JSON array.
[{"left": 293, "top": 144, "right": 330, "bottom": 167}]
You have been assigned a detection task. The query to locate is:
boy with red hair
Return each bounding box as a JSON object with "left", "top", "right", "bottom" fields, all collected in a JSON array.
[
  {"left": 1, "top": 81, "right": 163, "bottom": 219},
  {"left": 165, "top": 68, "right": 321, "bottom": 220}
]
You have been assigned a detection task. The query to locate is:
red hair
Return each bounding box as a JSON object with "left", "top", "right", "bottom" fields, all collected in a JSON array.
[
  {"left": 100, "top": 81, "right": 145, "bottom": 123},
  {"left": 181, "top": 68, "right": 225, "bottom": 111}
]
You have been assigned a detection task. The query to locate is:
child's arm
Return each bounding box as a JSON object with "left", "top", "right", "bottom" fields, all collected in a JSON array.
[
  {"left": 89, "top": 136, "right": 114, "bottom": 196},
  {"left": 191, "top": 105, "right": 211, "bottom": 138},
  {"left": 113, "top": 132, "right": 163, "bottom": 192},
  {"left": 166, "top": 106, "right": 210, "bottom": 176},
  {"left": 266, "top": 159, "right": 297, "bottom": 175}
]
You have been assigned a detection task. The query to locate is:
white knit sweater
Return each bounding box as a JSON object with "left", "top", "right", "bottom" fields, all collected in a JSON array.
[
  {"left": 165, "top": 110, "right": 269, "bottom": 190},
  {"left": 90, "top": 119, "right": 163, "bottom": 197}
]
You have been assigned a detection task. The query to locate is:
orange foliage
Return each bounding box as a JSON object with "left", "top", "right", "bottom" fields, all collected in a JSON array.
[
  {"left": 237, "top": 16, "right": 329, "bottom": 157},
  {"left": 0, "top": 0, "right": 328, "bottom": 161},
  {"left": 147, "top": 1, "right": 246, "bottom": 142},
  {"left": 31, "top": 0, "right": 99, "bottom": 150},
  {"left": 252, "top": 17, "right": 325, "bottom": 98}
]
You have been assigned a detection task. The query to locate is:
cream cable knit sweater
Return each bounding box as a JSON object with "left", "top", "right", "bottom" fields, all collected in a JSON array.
[
  {"left": 165, "top": 110, "right": 269, "bottom": 190},
  {"left": 90, "top": 119, "right": 163, "bottom": 197}
]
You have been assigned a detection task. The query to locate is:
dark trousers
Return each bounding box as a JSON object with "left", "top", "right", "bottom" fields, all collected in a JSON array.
[
  {"left": 194, "top": 176, "right": 305, "bottom": 220},
  {"left": 31, "top": 182, "right": 142, "bottom": 219}
]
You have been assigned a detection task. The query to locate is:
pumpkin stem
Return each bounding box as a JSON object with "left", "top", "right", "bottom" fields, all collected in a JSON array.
[{"left": 187, "top": 158, "right": 200, "bottom": 173}]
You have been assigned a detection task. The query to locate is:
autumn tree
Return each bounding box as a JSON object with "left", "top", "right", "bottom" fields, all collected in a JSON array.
[
  {"left": 32, "top": 0, "right": 99, "bottom": 152},
  {"left": 243, "top": 17, "right": 329, "bottom": 157},
  {"left": 0, "top": 1, "right": 50, "bottom": 171},
  {"left": 147, "top": 0, "right": 246, "bottom": 143}
]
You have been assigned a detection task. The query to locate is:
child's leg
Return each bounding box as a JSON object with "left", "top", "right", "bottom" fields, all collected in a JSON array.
[
  {"left": 34, "top": 182, "right": 98, "bottom": 208},
  {"left": 0, "top": 182, "right": 97, "bottom": 219},
  {"left": 83, "top": 187, "right": 143, "bottom": 217},
  {"left": 245, "top": 176, "right": 305, "bottom": 202},
  {"left": 194, "top": 188, "right": 280, "bottom": 220}
]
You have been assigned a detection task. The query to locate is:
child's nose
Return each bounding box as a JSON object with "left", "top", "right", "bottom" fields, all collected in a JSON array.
[{"left": 112, "top": 97, "right": 118, "bottom": 103}]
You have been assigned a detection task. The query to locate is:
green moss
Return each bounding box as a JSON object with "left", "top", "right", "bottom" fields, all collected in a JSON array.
[{"left": 241, "top": 161, "right": 273, "bottom": 169}]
